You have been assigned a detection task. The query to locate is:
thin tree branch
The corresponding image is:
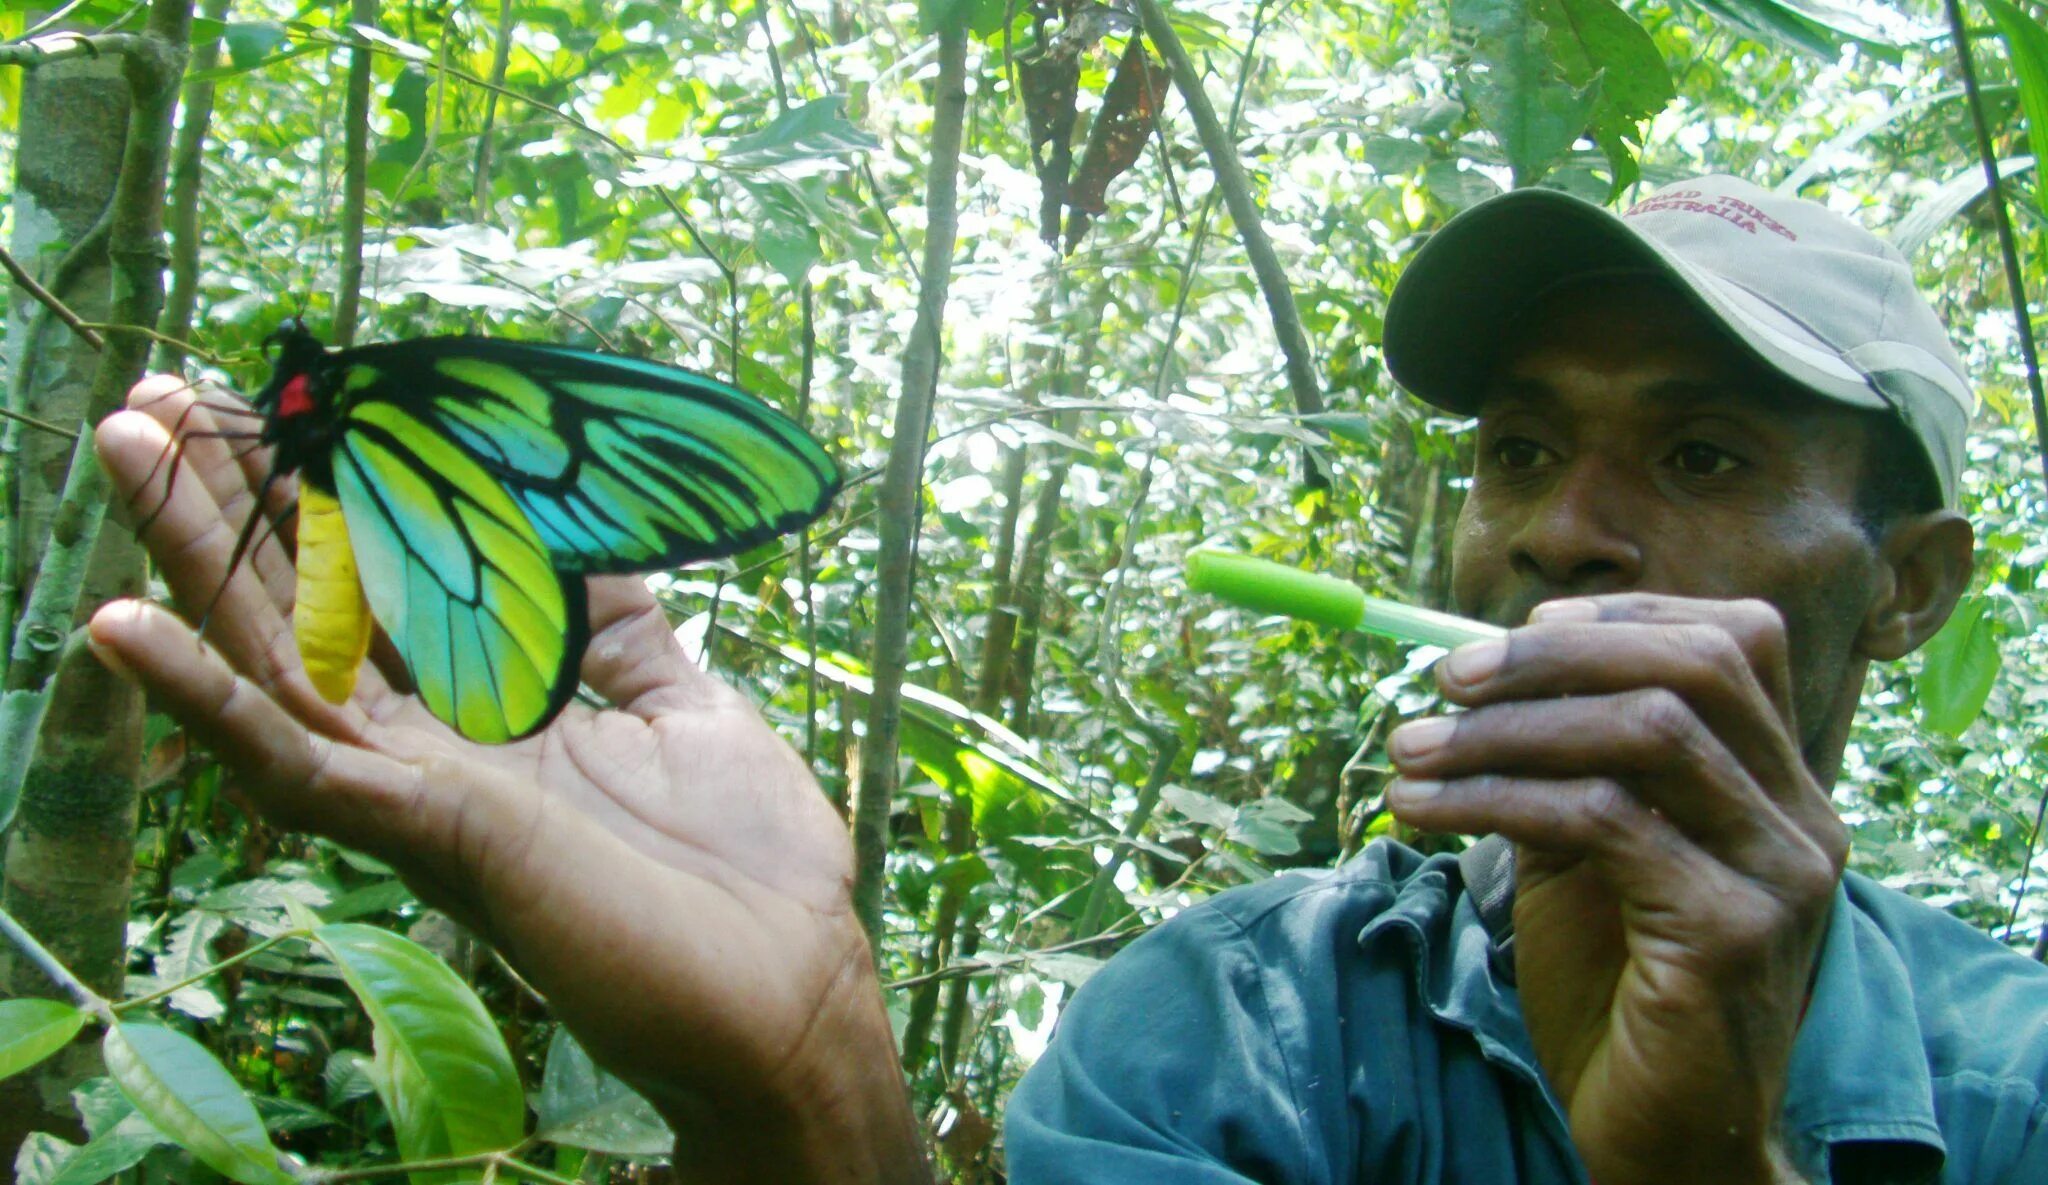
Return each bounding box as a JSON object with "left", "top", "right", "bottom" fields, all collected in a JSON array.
[
  {"left": 333, "top": 0, "right": 377, "bottom": 346},
  {"left": 0, "top": 407, "right": 79, "bottom": 442},
  {"left": 850, "top": 14, "right": 972, "bottom": 944},
  {"left": 0, "top": 32, "right": 146, "bottom": 68},
  {"left": 1947, "top": 0, "right": 2048, "bottom": 945},
  {"left": 0, "top": 242, "right": 105, "bottom": 350},
  {"left": 0, "top": 903, "right": 111, "bottom": 1017},
  {"left": 470, "top": 0, "right": 516, "bottom": 218},
  {"left": 1131, "top": 0, "right": 1326, "bottom": 433},
  {"left": 155, "top": 0, "right": 229, "bottom": 373}
]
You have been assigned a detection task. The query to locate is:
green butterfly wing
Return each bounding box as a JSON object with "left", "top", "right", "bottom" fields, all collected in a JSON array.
[
  {"left": 331, "top": 400, "right": 584, "bottom": 743},
  {"left": 342, "top": 339, "right": 841, "bottom": 573}
]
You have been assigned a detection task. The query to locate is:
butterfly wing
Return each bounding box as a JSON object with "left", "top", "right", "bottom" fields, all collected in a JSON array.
[
  {"left": 337, "top": 339, "right": 840, "bottom": 573},
  {"left": 330, "top": 399, "right": 585, "bottom": 743}
]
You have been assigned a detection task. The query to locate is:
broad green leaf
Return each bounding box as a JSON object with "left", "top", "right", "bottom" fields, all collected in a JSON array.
[
  {"left": 1229, "top": 798, "right": 1315, "bottom": 857},
  {"left": 1160, "top": 785, "right": 1237, "bottom": 831},
  {"left": 1676, "top": 0, "right": 1903, "bottom": 62},
  {"left": 1362, "top": 136, "right": 1430, "bottom": 174},
  {"left": 1450, "top": 0, "right": 1599, "bottom": 185},
  {"left": 315, "top": 924, "right": 524, "bottom": 1182},
  {"left": 101, "top": 1022, "right": 289, "bottom": 1185},
  {"left": 1919, "top": 594, "right": 2003, "bottom": 736},
  {"left": 1892, "top": 157, "right": 2036, "bottom": 257},
  {"left": 534, "top": 1029, "right": 674, "bottom": 1157},
  {"left": 1543, "top": 0, "right": 1674, "bottom": 191},
  {"left": 0, "top": 998, "right": 88, "bottom": 1082},
  {"left": 1986, "top": 0, "right": 2048, "bottom": 177},
  {"left": 222, "top": 22, "right": 287, "bottom": 69},
  {"left": 1302, "top": 412, "right": 1378, "bottom": 445},
  {"left": 740, "top": 178, "right": 824, "bottom": 286},
  {"left": 718, "top": 96, "right": 880, "bottom": 174},
  {"left": 20, "top": 1115, "right": 166, "bottom": 1185}
]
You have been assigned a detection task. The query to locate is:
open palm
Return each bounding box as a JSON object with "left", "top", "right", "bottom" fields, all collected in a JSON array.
[{"left": 89, "top": 377, "right": 897, "bottom": 1166}]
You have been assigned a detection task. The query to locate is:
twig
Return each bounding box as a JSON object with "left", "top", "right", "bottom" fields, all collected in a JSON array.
[
  {"left": 0, "top": 902, "right": 112, "bottom": 1019},
  {"left": 156, "top": 0, "right": 230, "bottom": 373},
  {"left": 471, "top": 0, "right": 516, "bottom": 218},
  {"left": 312, "top": 1152, "right": 572, "bottom": 1185},
  {"left": 849, "top": 14, "right": 972, "bottom": 944},
  {"left": 334, "top": 0, "right": 377, "bottom": 346},
  {"left": 1131, "top": 0, "right": 1326, "bottom": 431},
  {"left": 0, "top": 242, "right": 105, "bottom": 350},
  {"left": 882, "top": 927, "right": 1141, "bottom": 991},
  {"left": 0, "top": 31, "right": 147, "bottom": 67},
  {"left": 113, "top": 930, "right": 308, "bottom": 1013},
  {"left": 1946, "top": 0, "right": 2048, "bottom": 944},
  {"left": 0, "top": 407, "right": 79, "bottom": 442}
]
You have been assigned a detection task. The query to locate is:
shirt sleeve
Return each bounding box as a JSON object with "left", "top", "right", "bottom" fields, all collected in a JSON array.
[{"left": 1003, "top": 903, "right": 1334, "bottom": 1185}]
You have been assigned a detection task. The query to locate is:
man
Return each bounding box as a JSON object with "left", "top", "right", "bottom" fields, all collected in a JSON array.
[{"left": 86, "top": 174, "right": 2042, "bottom": 1184}]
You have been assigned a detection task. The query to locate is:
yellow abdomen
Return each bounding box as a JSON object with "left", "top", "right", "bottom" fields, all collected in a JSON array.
[{"left": 293, "top": 486, "right": 373, "bottom": 703}]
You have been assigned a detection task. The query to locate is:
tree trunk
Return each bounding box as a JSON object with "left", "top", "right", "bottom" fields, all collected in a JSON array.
[{"left": 0, "top": 47, "right": 137, "bottom": 1167}]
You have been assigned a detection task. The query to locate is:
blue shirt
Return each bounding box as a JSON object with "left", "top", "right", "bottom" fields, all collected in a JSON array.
[{"left": 1006, "top": 840, "right": 2048, "bottom": 1183}]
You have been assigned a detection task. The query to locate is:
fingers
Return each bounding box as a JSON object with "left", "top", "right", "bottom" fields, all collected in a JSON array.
[
  {"left": 1434, "top": 614, "right": 1808, "bottom": 805},
  {"left": 120, "top": 377, "right": 299, "bottom": 608},
  {"left": 90, "top": 598, "right": 531, "bottom": 929},
  {"left": 1392, "top": 591, "right": 1848, "bottom": 893},
  {"left": 98, "top": 406, "right": 386, "bottom": 728},
  {"left": 89, "top": 600, "right": 385, "bottom": 839},
  {"left": 1388, "top": 693, "right": 1832, "bottom": 892},
  {"left": 579, "top": 576, "right": 747, "bottom": 717}
]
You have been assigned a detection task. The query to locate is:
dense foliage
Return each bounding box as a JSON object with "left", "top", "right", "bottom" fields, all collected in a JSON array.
[{"left": 4, "top": 0, "right": 2048, "bottom": 1179}]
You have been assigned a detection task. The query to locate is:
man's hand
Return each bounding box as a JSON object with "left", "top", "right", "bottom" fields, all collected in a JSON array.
[
  {"left": 89, "top": 377, "right": 928, "bottom": 1184},
  {"left": 1386, "top": 594, "right": 1846, "bottom": 1185}
]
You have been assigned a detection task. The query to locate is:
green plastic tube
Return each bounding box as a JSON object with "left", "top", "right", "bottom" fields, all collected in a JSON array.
[{"left": 1186, "top": 549, "right": 1504, "bottom": 650}]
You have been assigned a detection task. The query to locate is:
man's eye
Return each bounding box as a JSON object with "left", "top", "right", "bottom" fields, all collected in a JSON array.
[
  {"left": 1493, "top": 437, "right": 1553, "bottom": 469},
  {"left": 1670, "top": 441, "right": 1742, "bottom": 477}
]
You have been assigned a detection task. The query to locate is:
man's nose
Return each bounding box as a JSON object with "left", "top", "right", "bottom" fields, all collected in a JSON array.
[{"left": 1507, "top": 459, "right": 1643, "bottom": 594}]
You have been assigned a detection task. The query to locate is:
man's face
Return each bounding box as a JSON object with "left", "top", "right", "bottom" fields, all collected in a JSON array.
[{"left": 1449, "top": 278, "right": 1885, "bottom": 753}]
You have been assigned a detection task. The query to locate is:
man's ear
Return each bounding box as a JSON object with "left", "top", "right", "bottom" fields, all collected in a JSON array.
[{"left": 1858, "top": 510, "right": 1975, "bottom": 661}]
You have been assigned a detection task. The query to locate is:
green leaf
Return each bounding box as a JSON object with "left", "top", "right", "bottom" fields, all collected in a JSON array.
[
  {"left": 740, "top": 178, "right": 823, "bottom": 286},
  {"left": 16, "top": 1115, "right": 168, "bottom": 1185},
  {"left": 1229, "top": 797, "right": 1315, "bottom": 856},
  {"left": 1986, "top": 0, "right": 2048, "bottom": 177},
  {"left": 0, "top": 998, "right": 88, "bottom": 1082},
  {"left": 221, "top": 22, "right": 287, "bottom": 70},
  {"left": 1892, "top": 156, "right": 2037, "bottom": 257},
  {"left": 1423, "top": 160, "right": 1503, "bottom": 210},
  {"left": 718, "top": 96, "right": 880, "bottom": 174},
  {"left": 534, "top": 1029, "right": 674, "bottom": 1157},
  {"left": 1302, "top": 411, "right": 1378, "bottom": 445},
  {"left": 315, "top": 924, "right": 525, "bottom": 1183},
  {"left": 1542, "top": 0, "right": 1674, "bottom": 191},
  {"left": 101, "top": 1022, "right": 289, "bottom": 1185},
  {"left": 1676, "top": 0, "right": 1901, "bottom": 62},
  {"left": 1919, "top": 594, "right": 2003, "bottom": 736},
  {"left": 1450, "top": 0, "right": 1600, "bottom": 185}
]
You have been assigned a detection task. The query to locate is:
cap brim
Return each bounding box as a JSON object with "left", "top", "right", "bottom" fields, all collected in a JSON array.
[{"left": 1383, "top": 188, "right": 1889, "bottom": 416}]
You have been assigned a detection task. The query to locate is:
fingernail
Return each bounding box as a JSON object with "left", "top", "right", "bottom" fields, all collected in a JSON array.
[
  {"left": 1390, "top": 717, "right": 1455, "bottom": 761},
  {"left": 1531, "top": 598, "right": 1599, "bottom": 622},
  {"left": 1443, "top": 639, "right": 1504, "bottom": 685},
  {"left": 1390, "top": 778, "right": 1443, "bottom": 804},
  {"left": 87, "top": 635, "right": 134, "bottom": 681}
]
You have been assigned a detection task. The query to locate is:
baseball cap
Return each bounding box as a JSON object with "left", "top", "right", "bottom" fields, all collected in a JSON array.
[{"left": 1382, "top": 174, "right": 1975, "bottom": 507}]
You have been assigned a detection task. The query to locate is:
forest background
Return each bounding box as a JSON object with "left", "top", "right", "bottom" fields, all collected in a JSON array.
[{"left": 0, "top": 0, "right": 2045, "bottom": 1180}]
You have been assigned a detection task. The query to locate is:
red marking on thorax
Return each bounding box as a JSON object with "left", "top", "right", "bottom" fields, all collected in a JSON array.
[{"left": 278, "top": 375, "right": 315, "bottom": 418}]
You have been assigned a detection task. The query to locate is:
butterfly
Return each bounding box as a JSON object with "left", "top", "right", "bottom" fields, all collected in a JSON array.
[{"left": 234, "top": 321, "right": 841, "bottom": 743}]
